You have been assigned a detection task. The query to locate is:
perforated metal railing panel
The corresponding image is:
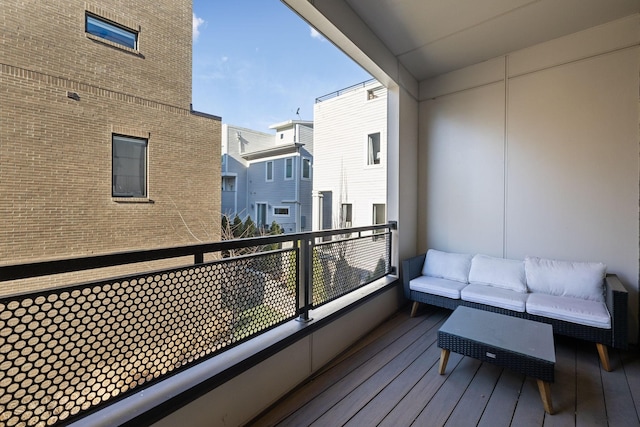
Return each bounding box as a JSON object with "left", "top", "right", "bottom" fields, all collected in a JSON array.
[
  {"left": 0, "top": 249, "right": 297, "bottom": 426},
  {"left": 312, "top": 232, "right": 390, "bottom": 307}
]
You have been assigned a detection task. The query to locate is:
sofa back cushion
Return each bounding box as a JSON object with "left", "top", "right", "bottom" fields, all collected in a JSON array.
[
  {"left": 524, "top": 256, "right": 606, "bottom": 302},
  {"left": 422, "top": 249, "right": 472, "bottom": 283},
  {"left": 468, "top": 254, "right": 527, "bottom": 293}
]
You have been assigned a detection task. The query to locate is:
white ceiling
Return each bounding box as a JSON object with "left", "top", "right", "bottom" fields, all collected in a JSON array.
[{"left": 344, "top": 0, "right": 639, "bottom": 81}]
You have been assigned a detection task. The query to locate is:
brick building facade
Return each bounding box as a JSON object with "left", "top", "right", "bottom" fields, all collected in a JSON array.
[{"left": 0, "top": 1, "right": 221, "bottom": 293}]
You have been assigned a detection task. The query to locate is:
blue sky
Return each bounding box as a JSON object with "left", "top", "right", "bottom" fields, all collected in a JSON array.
[{"left": 191, "top": 0, "right": 371, "bottom": 132}]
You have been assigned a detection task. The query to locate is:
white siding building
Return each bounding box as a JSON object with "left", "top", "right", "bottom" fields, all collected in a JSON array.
[{"left": 312, "top": 79, "right": 387, "bottom": 231}]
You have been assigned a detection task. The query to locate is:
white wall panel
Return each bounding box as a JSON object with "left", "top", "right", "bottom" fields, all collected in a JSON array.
[
  {"left": 420, "top": 82, "right": 506, "bottom": 256},
  {"left": 506, "top": 49, "right": 639, "bottom": 334}
]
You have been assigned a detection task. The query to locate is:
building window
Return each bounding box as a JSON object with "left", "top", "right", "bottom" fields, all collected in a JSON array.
[
  {"left": 266, "top": 161, "right": 274, "bottom": 182},
  {"left": 222, "top": 176, "right": 235, "bottom": 191},
  {"left": 284, "top": 158, "right": 293, "bottom": 180},
  {"left": 340, "top": 203, "right": 352, "bottom": 228},
  {"left": 373, "top": 204, "right": 386, "bottom": 225},
  {"left": 112, "top": 134, "right": 147, "bottom": 197},
  {"left": 274, "top": 207, "right": 289, "bottom": 216},
  {"left": 302, "top": 157, "right": 311, "bottom": 179},
  {"left": 367, "top": 132, "right": 381, "bottom": 165},
  {"left": 86, "top": 14, "right": 137, "bottom": 50},
  {"left": 373, "top": 203, "right": 386, "bottom": 239},
  {"left": 256, "top": 203, "right": 267, "bottom": 226}
]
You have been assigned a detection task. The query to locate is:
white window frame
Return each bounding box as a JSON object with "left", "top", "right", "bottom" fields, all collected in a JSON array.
[
  {"left": 340, "top": 203, "right": 352, "bottom": 228},
  {"left": 273, "top": 206, "right": 290, "bottom": 216},
  {"left": 266, "top": 161, "right": 274, "bottom": 182},
  {"left": 301, "top": 157, "right": 311, "bottom": 180},
  {"left": 222, "top": 175, "right": 236, "bottom": 192},
  {"left": 284, "top": 158, "right": 294, "bottom": 180},
  {"left": 366, "top": 132, "right": 382, "bottom": 166},
  {"left": 256, "top": 202, "right": 268, "bottom": 227}
]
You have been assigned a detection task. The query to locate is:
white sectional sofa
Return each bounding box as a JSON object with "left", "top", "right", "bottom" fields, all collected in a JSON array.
[{"left": 403, "top": 249, "right": 628, "bottom": 371}]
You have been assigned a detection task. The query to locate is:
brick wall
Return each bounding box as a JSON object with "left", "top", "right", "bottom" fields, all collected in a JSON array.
[{"left": 0, "top": 0, "right": 221, "bottom": 294}]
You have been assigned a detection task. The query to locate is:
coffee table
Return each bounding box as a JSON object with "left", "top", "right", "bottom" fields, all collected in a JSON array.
[{"left": 438, "top": 306, "right": 556, "bottom": 414}]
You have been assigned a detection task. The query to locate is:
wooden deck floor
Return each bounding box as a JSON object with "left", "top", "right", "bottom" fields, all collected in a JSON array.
[{"left": 248, "top": 306, "right": 640, "bottom": 427}]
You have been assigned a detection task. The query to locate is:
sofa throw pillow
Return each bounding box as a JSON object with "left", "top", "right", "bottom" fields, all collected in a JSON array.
[
  {"left": 421, "top": 249, "right": 472, "bottom": 283},
  {"left": 468, "top": 254, "right": 527, "bottom": 293},
  {"left": 524, "top": 256, "right": 606, "bottom": 302}
]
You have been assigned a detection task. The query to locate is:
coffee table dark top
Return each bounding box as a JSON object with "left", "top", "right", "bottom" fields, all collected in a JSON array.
[{"left": 439, "top": 306, "right": 555, "bottom": 364}]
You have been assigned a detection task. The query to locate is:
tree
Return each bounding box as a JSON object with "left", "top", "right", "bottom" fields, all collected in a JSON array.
[{"left": 220, "top": 214, "right": 283, "bottom": 257}]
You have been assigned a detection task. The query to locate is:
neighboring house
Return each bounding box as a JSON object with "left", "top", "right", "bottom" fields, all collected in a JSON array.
[
  {"left": 0, "top": 0, "right": 221, "bottom": 293},
  {"left": 221, "top": 121, "right": 314, "bottom": 233},
  {"left": 221, "top": 125, "right": 274, "bottom": 219},
  {"left": 312, "top": 79, "right": 387, "bottom": 231}
]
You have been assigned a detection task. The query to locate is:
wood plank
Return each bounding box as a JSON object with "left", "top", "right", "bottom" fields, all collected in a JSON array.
[
  {"left": 310, "top": 318, "right": 446, "bottom": 426},
  {"left": 620, "top": 348, "right": 640, "bottom": 412},
  {"left": 575, "top": 340, "right": 607, "bottom": 427},
  {"left": 344, "top": 338, "right": 442, "bottom": 426},
  {"left": 410, "top": 356, "right": 482, "bottom": 426},
  {"left": 317, "top": 307, "right": 440, "bottom": 374},
  {"left": 444, "top": 362, "right": 503, "bottom": 426},
  {"left": 249, "top": 309, "right": 444, "bottom": 425},
  {"left": 512, "top": 376, "right": 547, "bottom": 427},
  {"left": 601, "top": 348, "right": 640, "bottom": 426},
  {"left": 247, "top": 310, "right": 640, "bottom": 427},
  {"left": 275, "top": 312, "right": 446, "bottom": 426},
  {"left": 477, "top": 369, "right": 525, "bottom": 427},
  {"left": 377, "top": 352, "right": 465, "bottom": 427},
  {"left": 543, "top": 337, "right": 577, "bottom": 427}
]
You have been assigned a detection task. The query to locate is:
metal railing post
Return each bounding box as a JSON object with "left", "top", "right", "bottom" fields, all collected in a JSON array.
[
  {"left": 388, "top": 221, "right": 397, "bottom": 274},
  {"left": 297, "top": 236, "right": 313, "bottom": 322},
  {"left": 194, "top": 252, "right": 204, "bottom": 265}
]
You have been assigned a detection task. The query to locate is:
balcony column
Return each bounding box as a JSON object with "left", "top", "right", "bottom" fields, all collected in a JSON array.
[{"left": 311, "top": 190, "right": 323, "bottom": 231}]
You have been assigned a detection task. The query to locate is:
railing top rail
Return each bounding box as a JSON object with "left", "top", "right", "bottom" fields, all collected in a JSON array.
[
  {"left": 315, "top": 78, "right": 378, "bottom": 103},
  {"left": 0, "top": 222, "right": 396, "bottom": 282}
]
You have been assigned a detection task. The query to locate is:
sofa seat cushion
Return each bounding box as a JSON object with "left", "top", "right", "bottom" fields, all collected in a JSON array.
[
  {"left": 525, "top": 256, "right": 606, "bottom": 302},
  {"left": 468, "top": 254, "right": 526, "bottom": 293},
  {"left": 461, "top": 284, "right": 528, "bottom": 312},
  {"left": 422, "top": 249, "right": 473, "bottom": 283},
  {"left": 410, "top": 275, "right": 468, "bottom": 299},
  {"left": 526, "top": 293, "right": 611, "bottom": 329}
]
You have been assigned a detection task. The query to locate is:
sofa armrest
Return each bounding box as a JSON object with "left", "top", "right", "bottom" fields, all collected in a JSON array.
[
  {"left": 605, "top": 274, "right": 628, "bottom": 349},
  {"left": 402, "top": 253, "right": 426, "bottom": 299}
]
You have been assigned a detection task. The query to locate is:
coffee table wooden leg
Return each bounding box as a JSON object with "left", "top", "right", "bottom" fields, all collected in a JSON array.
[
  {"left": 596, "top": 343, "right": 611, "bottom": 372},
  {"left": 537, "top": 379, "right": 554, "bottom": 415},
  {"left": 439, "top": 349, "right": 450, "bottom": 375}
]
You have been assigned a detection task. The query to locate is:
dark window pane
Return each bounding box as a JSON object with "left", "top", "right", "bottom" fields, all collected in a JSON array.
[{"left": 112, "top": 135, "right": 147, "bottom": 197}]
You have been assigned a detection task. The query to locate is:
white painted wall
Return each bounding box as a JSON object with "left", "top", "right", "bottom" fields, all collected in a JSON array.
[
  {"left": 421, "top": 82, "right": 506, "bottom": 256},
  {"left": 419, "top": 16, "right": 640, "bottom": 340},
  {"left": 389, "top": 83, "right": 420, "bottom": 271}
]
